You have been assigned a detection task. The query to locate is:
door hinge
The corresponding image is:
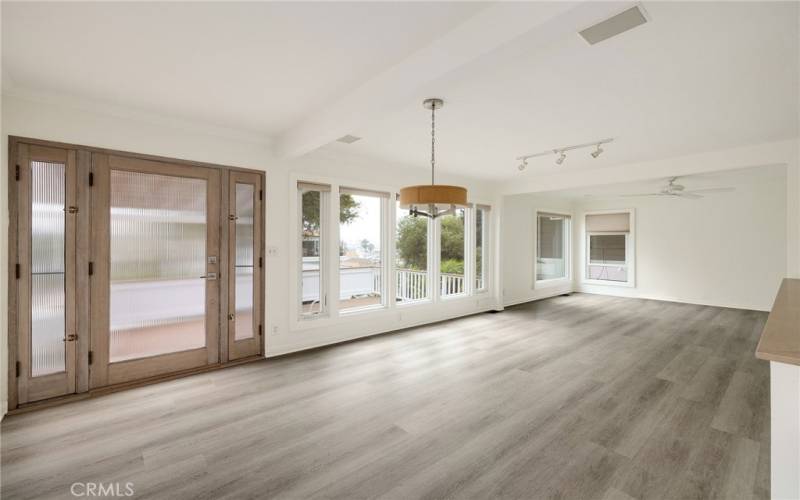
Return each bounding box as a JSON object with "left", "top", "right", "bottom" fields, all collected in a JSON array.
[
  {"left": 89, "top": 172, "right": 94, "bottom": 186},
  {"left": 15, "top": 263, "right": 20, "bottom": 280},
  {"left": 228, "top": 214, "right": 237, "bottom": 221},
  {"left": 66, "top": 206, "right": 79, "bottom": 214},
  {"left": 259, "top": 189, "right": 263, "bottom": 201},
  {"left": 15, "top": 164, "right": 20, "bottom": 181},
  {"left": 259, "top": 257, "right": 263, "bottom": 268},
  {"left": 15, "top": 361, "right": 20, "bottom": 378},
  {"left": 88, "top": 261, "right": 94, "bottom": 276},
  {"left": 88, "top": 351, "right": 94, "bottom": 365},
  {"left": 258, "top": 324, "right": 262, "bottom": 336}
]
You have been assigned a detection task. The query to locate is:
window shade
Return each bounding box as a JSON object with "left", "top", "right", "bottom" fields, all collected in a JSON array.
[
  {"left": 297, "top": 181, "right": 331, "bottom": 192},
  {"left": 340, "top": 186, "right": 390, "bottom": 199},
  {"left": 586, "top": 212, "right": 630, "bottom": 232}
]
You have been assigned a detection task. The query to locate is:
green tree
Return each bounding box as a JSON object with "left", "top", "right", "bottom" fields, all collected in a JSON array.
[
  {"left": 396, "top": 211, "right": 465, "bottom": 271},
  {"left": 302, "top": 191, "right": 359, "bottom": 233},
  {"left": 396, "top": 217, "right": 428, "bottom": 269},
  {"left": 440, "top": 213, "right": 465, "bottom": 262}
]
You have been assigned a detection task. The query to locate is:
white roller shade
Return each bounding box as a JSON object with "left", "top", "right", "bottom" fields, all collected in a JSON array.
[
  {"left": 297, "top": 181, "right": 331, "bottom": 192},
  {"left": 586, "top": 212, "right": 630, "bottom": 232},
  {"left": 340, "top": 186, "right": 390, "bottom": 198}
]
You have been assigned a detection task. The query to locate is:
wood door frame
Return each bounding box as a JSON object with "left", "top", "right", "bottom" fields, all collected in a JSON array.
[
  {"left": 13, "top": 143, "right": 79, "bottom": 405},
  {"left": 228, "top": 171, "right": 263, "bottom": 360},
  {"left": 7, "top": 136, "right": 266, "bottom": 410}
]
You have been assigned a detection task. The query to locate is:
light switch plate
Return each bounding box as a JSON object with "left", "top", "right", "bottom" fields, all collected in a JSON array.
[{"left": 266, "top": 246, "right": 278, "bottom": 257}]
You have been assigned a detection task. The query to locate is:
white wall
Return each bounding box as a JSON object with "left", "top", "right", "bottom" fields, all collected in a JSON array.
[
  {"left": 501, "top": 193, "right": 573, "bottom": 306},
  {"left": 0, "top": 93, "right": 500, "bottom": 415},
  {"left": 574, "top": 166, "right": 787, "bottom": 311}
]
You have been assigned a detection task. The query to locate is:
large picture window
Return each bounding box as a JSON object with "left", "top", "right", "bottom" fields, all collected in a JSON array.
[
  {"left": 339, "top": 188, "right": 387, "bottom": 311},
  {"left": 396, "top": 200, "right": 429, "bottom": 302},
  {"left": 440, "top": 208, "right": 467, "bottom": 297},
  {"left": 536, "top": 212, "right": 570, "bottom": 281},
  {"left": 298, "top": 182, "right": 329, "bottom": 318},
  {"left": 585, "top": 211, "right": 633, "bottom": 285}
]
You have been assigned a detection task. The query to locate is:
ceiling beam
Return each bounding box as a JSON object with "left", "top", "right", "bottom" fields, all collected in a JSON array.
[{"left": 275, "top": 1, "right": 600, "bottom": 159}]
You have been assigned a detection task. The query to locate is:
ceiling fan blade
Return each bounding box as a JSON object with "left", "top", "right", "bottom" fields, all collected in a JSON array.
[
  {"left": 620, "top": 193, "right": 668, "bottom": 197},
  {"left": 676, "top": 192, "right": 703, "bottom": 199},
  {"left": 684, "top": 187, "right": 735, "bottom": 194}
]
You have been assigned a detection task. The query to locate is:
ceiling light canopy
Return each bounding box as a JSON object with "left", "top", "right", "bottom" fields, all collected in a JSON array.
[{"left": 399, "top": 98, "right": 468, "bottom": 218}]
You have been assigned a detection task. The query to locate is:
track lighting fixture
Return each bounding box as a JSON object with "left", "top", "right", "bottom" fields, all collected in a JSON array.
[{"left": 515, "top": 137, "right": 614, "bottom": 171}]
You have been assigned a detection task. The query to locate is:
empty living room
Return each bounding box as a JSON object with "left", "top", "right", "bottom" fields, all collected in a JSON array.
[{"left": 1, "top": 1, "right": 799, "bottom": 499}]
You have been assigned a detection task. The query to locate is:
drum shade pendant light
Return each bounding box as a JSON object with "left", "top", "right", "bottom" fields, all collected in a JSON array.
[{"left": 399, "top": 98, "right": 468, "bottom": 218}]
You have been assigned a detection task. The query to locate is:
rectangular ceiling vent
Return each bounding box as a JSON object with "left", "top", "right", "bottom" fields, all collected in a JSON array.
[
  {"left": 336, "top": 134, "right": 362, "bottom": 144},
  {"left": 579, "top": 5, "right": 648, "bottom": 45}
]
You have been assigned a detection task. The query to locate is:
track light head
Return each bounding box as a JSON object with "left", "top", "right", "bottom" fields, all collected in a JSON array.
[
  {"left": 517, "top": 159, "right": 528, "bottom": 171},
  {"left": 591, "top": 144, "right": 604, "bottom": 158},
  {"left": 555, "top": 151, "right": 566, "bottom": 165}
]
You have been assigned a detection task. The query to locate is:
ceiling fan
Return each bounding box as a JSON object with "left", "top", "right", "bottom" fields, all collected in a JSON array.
[{"left": 621, "top": 176, "right": 735, "bottom": 199}]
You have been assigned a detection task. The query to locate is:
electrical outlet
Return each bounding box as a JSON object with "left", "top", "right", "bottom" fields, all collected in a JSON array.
[{"left": 266, "top": 246, "right": 278, "bottom": 257}]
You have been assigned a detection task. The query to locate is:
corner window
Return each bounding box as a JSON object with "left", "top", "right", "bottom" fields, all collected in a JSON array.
[
  {"left": 585, "top": 211, "right": 633, "bottom": 285},
  {"left": 339, "top": 188, "right": 388, "bottom": 311},
  {"left": 440, "top": 208, "right": 466, "bottom": 297},
  {"left": 536, "top": 212, "right": 570, "bottom": 281},
  {"left": 298, "top": 182, "right": 329, "bottom": 318},
  {"left": 396, "top": 200, "right": 430, "bottom": 302}
]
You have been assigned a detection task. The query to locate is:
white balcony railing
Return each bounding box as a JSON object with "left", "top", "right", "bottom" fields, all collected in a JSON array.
[{"left": 301, "top": 267, "right": 475, "bottom": 303}]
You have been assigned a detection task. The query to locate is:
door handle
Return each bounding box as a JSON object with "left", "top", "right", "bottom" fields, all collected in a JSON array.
[
  {"left": 63, "top": 334, "right": 78, "bottom": 342},
  {"left": 200, "top": 273, "right": 217, "bottom": 280}
]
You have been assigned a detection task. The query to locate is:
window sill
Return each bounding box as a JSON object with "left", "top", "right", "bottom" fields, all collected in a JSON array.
[
  {"left": 582, "top": 279, "right": 635, "bottom": 288},
  {"left": 339, "top": 303, "right": 388, "bottom": 316}
]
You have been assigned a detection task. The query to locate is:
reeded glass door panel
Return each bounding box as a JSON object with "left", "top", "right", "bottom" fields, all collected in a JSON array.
[
  {"left": 30, "top": 161, "right": 66, "bottom": 377},
  {"left": 109, "top": 171, "right": 207, "bottom": 362},
  {"left": 234, "top": 183, "right": 254, "bottom": 340}
]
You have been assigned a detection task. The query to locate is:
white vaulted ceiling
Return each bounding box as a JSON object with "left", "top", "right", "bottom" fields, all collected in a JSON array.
[{"left": 2, "top": 2, "right": 798, "bottom": 180}]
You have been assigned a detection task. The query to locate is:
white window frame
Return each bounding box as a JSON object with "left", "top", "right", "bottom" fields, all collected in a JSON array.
[
  {"left": 582, "top": 209, "right": 636, "bottom": 288},
  {"left": 534, "top": 210, "right": 572, "bottom": 287},
  {"left": 394, "top": 198, "right": 434, "bottom": 306},
  {"left": 474, "top": 204, "right": 490, "bottom": 294},
  {"left": 296, "top": 182, "right": 330, "bottom": 321},
  {"left": 338, "top": 187, "right": 390, "bottom": 315},
  {"left": 437, "top": 206, "right": 472, "bottom": 300}
]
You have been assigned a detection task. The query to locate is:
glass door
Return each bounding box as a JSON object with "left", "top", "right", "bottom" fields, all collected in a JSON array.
[
  {"left": 89, "top": 154, "right": 220, "bottom": 387},
  {"left": 15, "top": 144, "right": 77, "bottom": 403},
  {"left": 227, "top": 171, "right": 262, "bottom": 360}
]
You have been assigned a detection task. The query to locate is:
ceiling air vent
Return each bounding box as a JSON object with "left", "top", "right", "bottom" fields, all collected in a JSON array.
[
  {"left": 579, "top": 5, "right": 648, "bottom": 45},
  {"left": 336, "top": 134, "right": 362, "bottom": 144}
]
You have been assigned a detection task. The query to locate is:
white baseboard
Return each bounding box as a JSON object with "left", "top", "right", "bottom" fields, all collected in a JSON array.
[
  {"left": 267, "top": 306, "right": 497, "bottom": 357},
  {"left": 575, "top": 286, "right": 770, "bottom": 312}
]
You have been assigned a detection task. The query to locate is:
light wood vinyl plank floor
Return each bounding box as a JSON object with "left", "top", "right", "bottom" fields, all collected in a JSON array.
[{"left": 1, "top": 293, "right": 769, "bottom": 500}]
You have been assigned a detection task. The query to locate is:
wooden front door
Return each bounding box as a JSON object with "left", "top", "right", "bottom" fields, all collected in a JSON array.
[{"left": 89, "top": 154, "right": 221, "bottom": 387}]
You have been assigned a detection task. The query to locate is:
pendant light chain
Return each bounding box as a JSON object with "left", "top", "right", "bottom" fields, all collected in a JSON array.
[{"left": 430, "top": 103, "right": 436, "bottom": 186}]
